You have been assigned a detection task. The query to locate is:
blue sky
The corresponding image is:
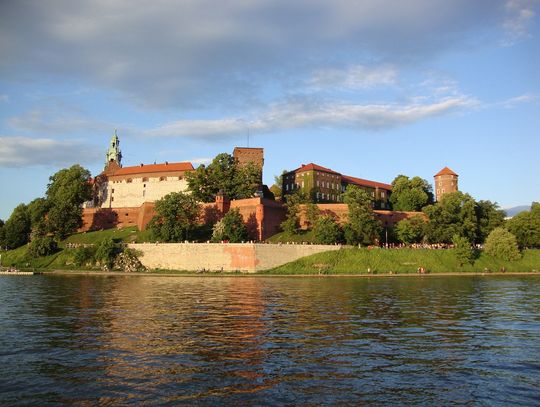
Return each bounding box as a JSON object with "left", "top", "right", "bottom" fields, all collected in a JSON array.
[{"left": 1, "top": 0, "right": 539, "bottom": 219}]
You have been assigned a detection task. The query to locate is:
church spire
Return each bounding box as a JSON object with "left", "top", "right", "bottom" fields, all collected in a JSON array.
[{"left": 105, "top": 130, "right": 122, "bottom": 168}]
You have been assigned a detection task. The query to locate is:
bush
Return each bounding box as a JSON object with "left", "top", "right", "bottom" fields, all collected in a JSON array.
[
  {"left": 95, "top": 238, "right": 119, "bottom": 268},
  {"left": 211, "top": 209, "right": 248, "bottom": 243},
  {"left": 314, "top": 216, "right": 342, "bottom": 244},
  {"left": 484, "top": 227, "right": 521, "bottom": 261},
  {"left": 27, "top": 236, "right": 58, "bottom": 258},
  {"left": 452, "top": 235, "right": 475, "bottom": 266},
  {"left": 395, "top": 215, "right": 426, "bottom": 244},
  {"left": 72, "top": 246, "right": 97, "bottom": 267}
]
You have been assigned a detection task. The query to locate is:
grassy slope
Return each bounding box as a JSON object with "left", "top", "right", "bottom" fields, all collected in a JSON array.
[
  {"left": 264, "top": 248, "right": 540, "bottom": 274},
  {"left": 266, "top": 230, "right": 317, "bottom": 243}
]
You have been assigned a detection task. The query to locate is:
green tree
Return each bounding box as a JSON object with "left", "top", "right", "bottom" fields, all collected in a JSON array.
[
  {"left": 72, "top": 246, "right": 97, "bottom": 267},
  {"left": 211, "top": 209, "right": 248, "bottom": 242},
  {"left": 0, "top": 219, "right": 5, "bottom": 249},
  {"left": 343, "top": 185, "right": 382, "bottom": 245},
  {"left": 3, "top": 204, "right": 31, "bottom": 249},
  {"left": 304, "top": 203, "right": 320, "bottom": 230},
  {"left": 484, "top": 227, "right": 521, "bottom": 261},
  {"left": 452, "top": 234, "right": 475, "bottom": 266},
  {"left": 395, "top": 215, "right": 426, "bottom": 244},
  {"left": 148, "top": 192, "right": 202, "bottom": 242},
  {"left": 313, "top": 215, "right": 342, "bottom": 244},
  {"left": 475, "top": 200, "right": 505, "bottom": 243},
  {"left": 506, "top": 202, "right": 540, "bottom": 248},
  {"left": 270, "top": 171, "right": 286, "bottom": 199},
  {"left": 46, "top": 165, "right": 92, "bottom": 239},
  {"left": 27, "top": 197, "right": 50, "bottom": 236},
  {"left": 280, "top": 190, "right": 309, "bottom": 234},
  {"left": 423, "top": 192, "right": 478, "bottom": 243},
  {"left": 27, "top": 236, "right": 58, "bottom": 258},
  {"left": 186, "top": 153, "right": 261, "bottom": 202},
  {"left": 390, "top": 175, "right": 434, "bottom": 211},
  {"left": 95, "top": 237, "right": 118, "bottom": 269}
]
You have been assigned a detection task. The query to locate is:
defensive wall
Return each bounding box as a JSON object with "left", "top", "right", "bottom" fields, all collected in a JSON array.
[{"left": 128, "top": 242, "right": 342, "bottom": 272}]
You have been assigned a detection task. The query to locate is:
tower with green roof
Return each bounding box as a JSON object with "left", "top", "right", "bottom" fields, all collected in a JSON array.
[{"left": 105, "top": 130, "right": 122, "bottom": 168}]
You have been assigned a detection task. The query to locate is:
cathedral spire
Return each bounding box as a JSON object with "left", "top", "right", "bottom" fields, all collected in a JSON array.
[{"left": 105, "top": 130, "right": 122, "bottom": 168}]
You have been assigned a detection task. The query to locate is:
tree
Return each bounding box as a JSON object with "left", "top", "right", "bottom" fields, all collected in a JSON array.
[
  {"left": 390, "top": 175, "right": 434, "bottom": 211},
  {"left": 186, "top": 153, "right": 261, "bottom": 202},
  {"left": 27, "top": 197, "right": 50, "bottom": 236},
  {"left": 395, "top": 215, "right": 426, "bottom": 244},
  {"left": 270, "top": 171, "right": 286, "bottom": 199},
  {"left": 3, "top": 204, "right": 31, "bottom": 249},
  {"left": 211, "top": 209, "right": 248, "bottom": 242},
  {"left": 304, "top": 203, "right": 320, "bottom": 230},
  {"left": 280, "top": 190, "right": 309, "bottom": 234},
  {"left": 95, "top": 237, "right": 118, "bottom": 269},
  {"left": 423, "top": 192, "right": 478, "bottom": 244},
  {"left": 314, "top": 215, "right": 342, "bottom": 244},
  {"left": 475, "top": 200, "right": 505, "bottom": 243},
  {"left": 506, "top": 202, "right": 540, "bottom": 248},
  {"left": 148, "top": 192, "right": 201, "bottom": 242},
  {"left": 0, "top": 219, "right": 5, "bottom": 249},
  {"left": 484, "top": 228, "right": 521, "bottom": 261},
  {"left": 343, "top": 185, "right": 382, "bottom": 245},
  {"left": 452, "top": 235, "right": 475, "bottom": 266},
  {"left": 27, "top": 236, "right": 58, "bottom": 258},
  {"left": 46, "top": 165, "right": 92, "bottom": 239}
]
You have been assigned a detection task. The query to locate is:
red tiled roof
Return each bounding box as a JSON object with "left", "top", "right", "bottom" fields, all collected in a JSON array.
[
  {"left": 342, "top": 175, "right": 392, "bottom": 190},
  {"left": 434, "top": 166, "right": 458, "bottom": 177},
  {"left": 292, "top": 163, "right": 340, "bottom": 175},
  {"left": 111, "top": 162, "right": 194, "bottom": 176}
]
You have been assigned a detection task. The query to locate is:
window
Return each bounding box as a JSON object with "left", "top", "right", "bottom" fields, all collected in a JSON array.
[
  {"left": 142, "top": 177, "right": 148, "bottom": 182},
  {"left": 381, "top": 191, "right": 385, "bottom": 198},
  {"left": 178, "top": 176, "right": 183, "bottom": 180},
  {"left": 143, "top": 190, "right": 145, "bottom": 197},
  {"left": 316, "top": 192, "right": 320, "bottom": 200},
  {"left": 111, "top": 189, "right": 115, "bottom": 194},
  {"left": 126, "top": 178, "right": 132, "bottom": 183},
  {"left": 159, "top": 176, "right": 166, "bottom": 181},
  {"left": 286, "top": 184, "right": 289, "bottom": 191},
  {"left": 316, "top": 180, "right": 319, "bottom": 187}
]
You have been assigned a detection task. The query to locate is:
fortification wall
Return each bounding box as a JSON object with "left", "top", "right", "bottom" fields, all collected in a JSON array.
[{"left": 129, "top": 242, "right": 341, "bottom": 272}]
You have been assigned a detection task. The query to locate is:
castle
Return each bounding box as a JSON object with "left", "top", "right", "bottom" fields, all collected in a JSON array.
[{"left": 81, "top": 132, "right": 458, "bottom": 239}]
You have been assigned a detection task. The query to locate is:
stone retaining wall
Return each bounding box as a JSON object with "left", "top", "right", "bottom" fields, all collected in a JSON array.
[{"left": 128, "top": 243, "right": 342, "bottom": 272}]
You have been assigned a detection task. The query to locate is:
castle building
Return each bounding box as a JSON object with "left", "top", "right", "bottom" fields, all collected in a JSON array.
[
  {"left": 281, "top": 163, "right": 392, "bottom": 209},
  {"left": 434, "top": 166, "right": 459, "bottom": 201}
]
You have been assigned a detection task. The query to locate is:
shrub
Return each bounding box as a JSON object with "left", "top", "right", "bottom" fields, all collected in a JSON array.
[
  {"left": 484, "top": 227, "right": 521, "bottom": 261},
  {"left": 452, "top": 235, "right": 475, "bottom": 266},
  {"left": 314, "top": 215, "right": 342, "bottom": 244},
  {"left": 95, "top": 238, "right": 119, "bottom": 268},
  {"left": 27, "top": 236, "right": 58, "bottom": 258},
  {"left": 395, "top": 215, "right": 426, "bottom": 244},
  {"left": 72, "top": 246, "right": 97, "bottom": 267},
  {"left": 212, "top": 209, "right": 248, "bottom": 243}
]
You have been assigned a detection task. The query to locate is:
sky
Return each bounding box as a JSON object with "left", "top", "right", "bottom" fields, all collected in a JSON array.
[{"left": 1, "top": 0, "right": 539, "bottom": 219}]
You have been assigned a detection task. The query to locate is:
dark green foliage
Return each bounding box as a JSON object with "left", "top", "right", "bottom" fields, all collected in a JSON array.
[
  {"left": 343, "top": 185, "right": 382, "bottom": 245},
  {"left": 27, "top": 236, "right": 58, "bottom": 258},
  {"left": 484, "top": 227, "right": 521, "bottom": 261},
  {"left": 313, "top": 215, "right": 342, "bottom": 244},
  {"left": 211, "top": 209, "right": 248, "bottom": 242},
  {"left": 3, "top": 204, "right": 31, "bottom": 249},
  {"left": 95, "top": 237, "right": 119, "bottom": 268},
  {"left": 46, "top": 165, "right": 92, "bottom": 239},
  {"left": 506, "top": 202, "right": 540, "bottom": 248},
  {"left": 0, "top": 219, "right": 5, "bottom": 248},
  {"left": 27, "top": 197, "right": 50, "bottom": 236},
  {"left": 423, "top": 192, "right": 478, "bottom": 244},
  {"left": 148, "top": 192, "right": 202, "bottom": 242},
  {"left": 452, "top": 235, "right": 475, "bottom": 266},
  {"left": 475, "top": 200, "right": 505, "bottom": 242},
  {"left": 390, "top": 175, "right": 434, "bottom": 211},
  {"left": 186, "top": 153, "right": 261, "bottom": 202},
  {"left": 395, "top": 215, "right": 426, "bottom": 244},
  {"left": 72, "top": 246, "right": 97, "bottom": 267}
]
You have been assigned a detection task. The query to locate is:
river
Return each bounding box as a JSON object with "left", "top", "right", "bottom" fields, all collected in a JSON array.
[{"left": 1, "top": 275, "right": 539, "bottom": 405}]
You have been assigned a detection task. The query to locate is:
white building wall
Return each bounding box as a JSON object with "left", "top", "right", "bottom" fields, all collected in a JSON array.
[{"left": 103, "top": 176, "right": 189, "bottom": 208}]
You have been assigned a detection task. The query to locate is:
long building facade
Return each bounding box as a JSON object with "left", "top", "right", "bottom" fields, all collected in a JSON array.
[{"left": 281, "top": 163, "right": 392, "bottom": 209}]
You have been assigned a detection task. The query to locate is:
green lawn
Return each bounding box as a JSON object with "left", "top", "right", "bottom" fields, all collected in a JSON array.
[
  {"left": 264, "top": 247, "right": 540, "bottom": 274},
  {"left": 266, "top": 229, "right": 317, "bottom": 244}
]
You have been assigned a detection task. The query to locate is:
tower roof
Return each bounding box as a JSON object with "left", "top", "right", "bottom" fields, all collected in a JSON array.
[{"left": 435, "top": 166, "right": 458, "bottom": 177}]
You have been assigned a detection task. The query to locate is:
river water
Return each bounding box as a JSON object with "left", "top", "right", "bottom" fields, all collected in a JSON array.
[{"left": 1, "top": 275, "right": 539, "bottom": 406}]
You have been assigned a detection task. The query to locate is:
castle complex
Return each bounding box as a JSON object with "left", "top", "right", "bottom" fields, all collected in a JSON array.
[{"left": 81, "top": 132, "right": 458, "bottom": 239}]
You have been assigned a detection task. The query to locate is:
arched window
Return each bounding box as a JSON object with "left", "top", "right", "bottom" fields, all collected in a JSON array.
[
  {"left": 159, "top": 176, "right": 166, "bottom": 182},
  {"left": 126, "top": 178, "right": 132, "bottom": 183},
  {"left": 142, "top": 177, "right": 148, "bottom": 182}
]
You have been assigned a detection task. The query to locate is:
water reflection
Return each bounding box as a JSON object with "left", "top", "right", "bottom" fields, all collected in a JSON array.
[{"left": 1, "top": 276, "right": 539, "bottom": 405}]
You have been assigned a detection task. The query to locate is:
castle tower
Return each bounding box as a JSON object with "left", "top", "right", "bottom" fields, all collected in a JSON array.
[
  {"left": 105, "top": 130, "right": 122, "bottom": 169},
  {"left": 233, "top": 147, "right": 264, "bottom": 184},
  {"left": 434, "top": 166, "right": 458, "bottom": 201}
]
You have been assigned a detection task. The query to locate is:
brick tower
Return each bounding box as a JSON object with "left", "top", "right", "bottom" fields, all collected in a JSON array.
[{"left": 434, "top": 166, "right": 458, "bottom": 201}]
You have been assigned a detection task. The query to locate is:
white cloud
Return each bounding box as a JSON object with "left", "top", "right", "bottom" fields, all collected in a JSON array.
[
  {"left": 502, "top": 0, "right": 539, "bottom": 44},
  {"left": 309, "top": 65, "right": 398, "bottom": 90},
  {"left": 0, "top": 136, "right": 101, "bottom": 167},
  {"left": 498, "top": 92, "right": 538, "bottom": 107},
  {"left": 190, "top": 157, "right": 213, "bottom": 165},
  {"left": 140, "top": 95, "right": 478, "bottom": 140}
]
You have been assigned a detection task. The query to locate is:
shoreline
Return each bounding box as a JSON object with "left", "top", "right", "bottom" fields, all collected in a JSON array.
[{"left": 37, "top": 270, "right": 540, "bottom": 278}]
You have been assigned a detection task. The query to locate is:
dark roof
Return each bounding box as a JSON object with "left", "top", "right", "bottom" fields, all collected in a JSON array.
[
  {"left": 291, "top": 163, "right": 340, "bottom": 175},
  {"left": 341, "top": 175, "right": 392, "bottom": 190}
]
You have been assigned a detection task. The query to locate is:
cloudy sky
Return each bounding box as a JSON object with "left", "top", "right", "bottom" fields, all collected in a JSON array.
[{"left": 1, "top": 0, "right": 539, "bottom": 219}]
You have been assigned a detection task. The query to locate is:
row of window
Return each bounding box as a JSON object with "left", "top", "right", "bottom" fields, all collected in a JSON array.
[{"left": 114, "top": 176, "right": 185, "bottom": 184}]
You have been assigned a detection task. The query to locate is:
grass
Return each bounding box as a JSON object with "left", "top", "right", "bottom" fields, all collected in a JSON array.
[
  {"left": 266, "top": 229, "right": 317, "bottom": 244},
  {"left": 263, "top": 247, "right": 540, "bottom": 274},
  {"left": 63, "top": 226, "right": 141, "bottom": 246}
]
